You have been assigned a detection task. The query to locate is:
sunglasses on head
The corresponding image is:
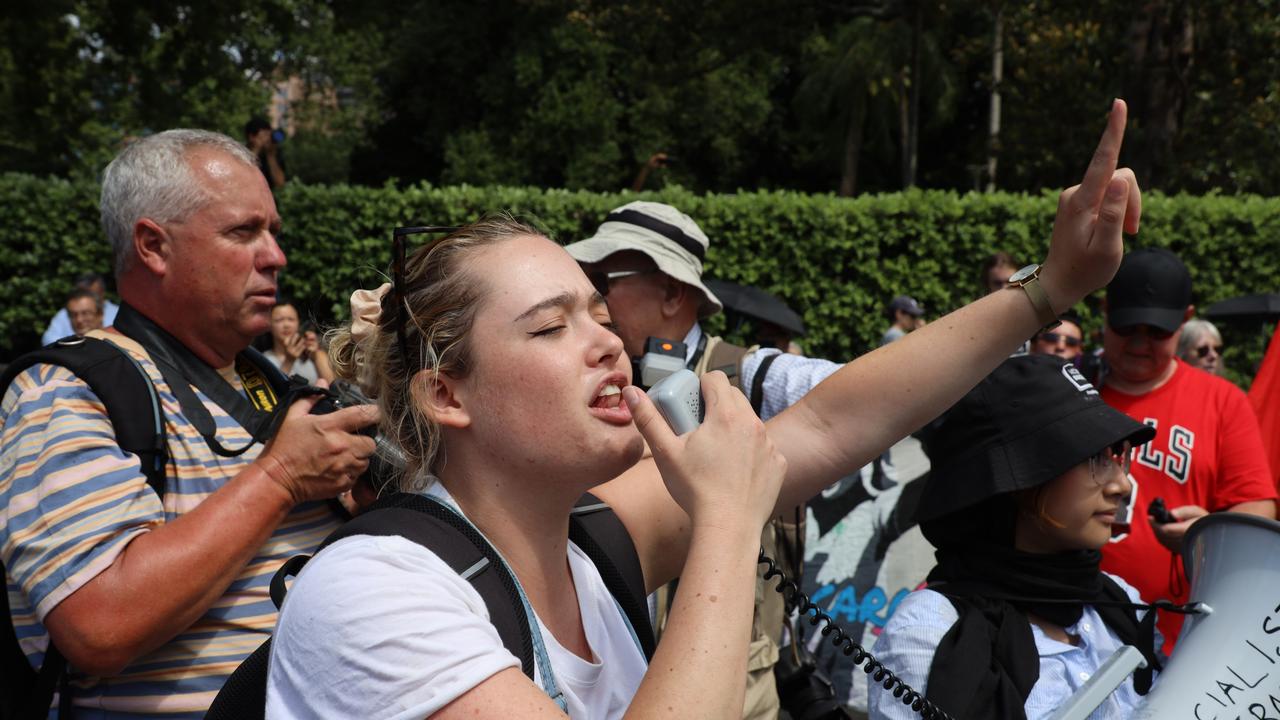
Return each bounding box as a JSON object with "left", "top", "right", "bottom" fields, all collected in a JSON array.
[
  {"left": 1038, "top": 331, "right": 1082, "bottom": 348},
  {"left": 1109, "top": 323, "right": 1176, "bottom": 340},
  {"left": 392, "top": 225, "right": 462, "bottom": 366},
  {"left": 585, "top": 268, "right": 659, "bottom": 298},
  {"left": 1194, "top": 343, "right": 1224, "bottom": 358}
]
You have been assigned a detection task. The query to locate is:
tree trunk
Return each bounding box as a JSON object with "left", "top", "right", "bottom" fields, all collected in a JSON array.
[
  {"left": 985, "top": 4, "right": 1003, "bottom": 192},
  {"left": 898, "top": 68, "right": 910, "bottom": 187},
  {"left": 905, "top": 0, "right": 922, "bottom": 188},
  {"left": 840, "top": 92, "right": 868, "bottom": 196},
  {"left": 1125, "top": 1, "right": 1194, "bottom": 189}
]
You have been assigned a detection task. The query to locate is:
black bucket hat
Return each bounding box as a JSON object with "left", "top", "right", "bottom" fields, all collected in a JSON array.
[{"left": 914, "top": 355, "right": 1155, "bottom": 526}]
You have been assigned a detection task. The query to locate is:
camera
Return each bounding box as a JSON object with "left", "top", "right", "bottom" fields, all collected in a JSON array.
[
  {"left": 270, "top": 128, "right": 286, "bottom": 145},
  {"left": 309, "top": 381, "right": 405, "bottom": 494}
]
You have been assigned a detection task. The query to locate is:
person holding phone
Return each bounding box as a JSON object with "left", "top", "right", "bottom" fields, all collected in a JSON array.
[
  {"left": 262, "top": 300, "right": 336, "bottom": 383},
  {"left": 244, "top": 116, "right": 287, "bottom": 189}
]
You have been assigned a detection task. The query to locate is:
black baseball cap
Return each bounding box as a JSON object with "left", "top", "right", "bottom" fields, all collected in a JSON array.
[
  {"left": 1105, "top": 247, "right": 1192, "bottom": 333},
  {"left": 914, "top": 355, "right": 1154, "bottom": 525},
  {"left": 887, "top": 295, "right": 925, "bottom": 317}
]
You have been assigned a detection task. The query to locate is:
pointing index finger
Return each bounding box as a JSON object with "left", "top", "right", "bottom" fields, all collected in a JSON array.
[
  {"left": 624, "top": 386, "right": 679, "bottom": 459},
  {"left": 1072, "top": 99, "right": 1128, "bottom": 215}
]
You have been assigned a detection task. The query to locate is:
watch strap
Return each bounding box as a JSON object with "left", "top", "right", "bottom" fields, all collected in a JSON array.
[{"left": 1019, "top": 275, "right": 1059, "bottom": 328}]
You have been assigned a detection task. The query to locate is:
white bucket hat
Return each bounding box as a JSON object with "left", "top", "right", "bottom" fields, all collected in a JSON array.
[{"left": 564, "top": 201, "right": 723, "bottom": 318}]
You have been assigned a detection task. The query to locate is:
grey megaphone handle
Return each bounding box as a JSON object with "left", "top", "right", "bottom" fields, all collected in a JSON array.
[{"left": 1047, "top": 645, "right": 1149, "bottom": 720}]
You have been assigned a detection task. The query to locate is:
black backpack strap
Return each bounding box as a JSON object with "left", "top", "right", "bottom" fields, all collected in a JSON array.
[
  {"left": 0, "top": 336, "right": 168, "bottom": 496},
  {"left": 207, "top": 492, "right": 655, "bottom": 720},
  {"left": 0, "top": 336, "right": 169, "bottom": 720},
  {"left": 204, "top": 555, "right": 304, "bottom": 720},
  {"left": 748, "top": 351, "right": 780, "bottom": 416},
  {"left": 207, "top": 492, "right": 538, "bottom": 720},
  {"left": 204, "top": 637, "right": 274, "bottom": 720},
  {"left": 320, "top": 493, "right": 536, "bottom": 678},
  {"left": 569, "top": 493, "right": 656, "bottom": 661}
]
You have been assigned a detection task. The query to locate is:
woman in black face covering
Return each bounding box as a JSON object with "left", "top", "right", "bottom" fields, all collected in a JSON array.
[{"left": 869, "top": 355, "right": 1162, "bottom": 720}]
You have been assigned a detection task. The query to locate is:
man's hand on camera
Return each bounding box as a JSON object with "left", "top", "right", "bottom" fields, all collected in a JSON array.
[{"left": 256, "top": 382, "right": 379, "bottom": 507}]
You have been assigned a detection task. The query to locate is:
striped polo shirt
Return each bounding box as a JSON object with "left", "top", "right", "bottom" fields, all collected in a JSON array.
[{"left": 0, "top": 330, "right": 343, "bottom": 718}]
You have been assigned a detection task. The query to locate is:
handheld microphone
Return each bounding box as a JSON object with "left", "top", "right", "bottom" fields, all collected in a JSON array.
[{"left": 646, "top": 369, "right": 703, "bottom": 435}]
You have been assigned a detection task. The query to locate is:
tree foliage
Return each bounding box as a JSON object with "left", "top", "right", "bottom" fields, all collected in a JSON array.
[
  {"left": 2, "top": 1, "right": 1278, "bottom": 193},
  {"left": 0, "top": 0, "right": 383, "bottom": 181}
]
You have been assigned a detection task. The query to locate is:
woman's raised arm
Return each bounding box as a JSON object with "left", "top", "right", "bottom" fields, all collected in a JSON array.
[
  {"left": 770, "top": 99, "right": 1138, "bottom": 510},
  {"left": 599, "top": 99, "right": 1142, "bottom": 589}
]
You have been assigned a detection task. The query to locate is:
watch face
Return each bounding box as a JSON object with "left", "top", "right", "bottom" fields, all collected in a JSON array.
[{"left": 1008, "top": 263, "right": 1040, "bottom": 284}]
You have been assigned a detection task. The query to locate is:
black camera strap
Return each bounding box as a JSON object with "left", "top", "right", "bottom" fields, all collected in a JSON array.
[
  {"left": 113, "top": 304, "right": 317, "bottom": 457},
  {"left": 684, "top": 333, "right": 708, "bottom": 371}
]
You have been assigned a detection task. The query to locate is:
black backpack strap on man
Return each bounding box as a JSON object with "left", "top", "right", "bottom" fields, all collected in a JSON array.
[
  {"left": 0, "top": 335, "right": 169, "bottom": 720},
  {"left": 0, "top": 336, "right": 169, "bottom": 494},
  {"left": 0, "top": 331, "right": 301, "bottom": 720},
  {"left": 206, "top": 491, "right": 654, "bottom": 719},
  {"left": 749, "top": 352, "right": 780, "bottom": 416}
]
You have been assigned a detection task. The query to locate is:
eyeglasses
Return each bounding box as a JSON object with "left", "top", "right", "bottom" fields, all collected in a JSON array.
[
  {"left": 1109, "top": 323, "right": 1175, "bottom": 340},
  {"left": 392, "top": 225, "right": 461, "bottom": 366},
  {"left": 1194, "top": 343, "right": 1224, "bottom": 358},
  {"left": 1038, "top": 331, "right": 1082, "bottom": 348},
  {"left": 1088, "top": 440, "right": 1133, "bottom": 484},
  {"left": 586, "top": 268, "right": 658, "bottom": 297}
]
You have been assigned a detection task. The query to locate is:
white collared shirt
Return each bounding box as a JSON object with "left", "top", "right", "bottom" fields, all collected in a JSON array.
[
  {"left": 867, "top": 574, "right": 1159, "bottom": 719},
  {"left": 684, "top": 322, "right": 844, "bottom": 422}
]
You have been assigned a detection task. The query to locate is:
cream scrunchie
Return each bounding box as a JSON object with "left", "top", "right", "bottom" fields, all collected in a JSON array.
[{"left": 349, "top": 282, "right": 391, "bottom": 394}]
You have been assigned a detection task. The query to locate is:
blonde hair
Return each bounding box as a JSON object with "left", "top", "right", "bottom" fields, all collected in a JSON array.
[{"left": 329, "top": 214, "right": 543, "bottom": 489}]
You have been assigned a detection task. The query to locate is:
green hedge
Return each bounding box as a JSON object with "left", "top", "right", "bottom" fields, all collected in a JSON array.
[{"left": 2, "top": 175, "right": 1276, "bottom": 387}]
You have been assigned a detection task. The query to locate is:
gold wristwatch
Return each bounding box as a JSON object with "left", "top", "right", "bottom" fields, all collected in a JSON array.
[{"left": 1007, "top": 264, "right": 1061, "bottom": 329}]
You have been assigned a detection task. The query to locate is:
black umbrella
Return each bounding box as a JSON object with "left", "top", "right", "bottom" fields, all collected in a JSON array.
[
  {"left": 704, "top": 279, "right": 806, "bottom": 337},
  {"left": 1203, "top": 293, "right": 1280, "bottom": 324}
]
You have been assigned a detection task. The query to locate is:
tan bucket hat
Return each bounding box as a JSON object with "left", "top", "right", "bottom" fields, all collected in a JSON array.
[{"left": 564, "top": 201, "right": 723, "bottom": 318}]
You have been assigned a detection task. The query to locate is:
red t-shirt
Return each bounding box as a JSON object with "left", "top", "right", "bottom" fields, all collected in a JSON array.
[{"left": 1101, "top": 360, "right": 1277, "bottom": 654}]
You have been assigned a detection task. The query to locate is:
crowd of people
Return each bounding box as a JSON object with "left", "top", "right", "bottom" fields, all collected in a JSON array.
[{"left": 1, "top": 98, "right": 1276, "bottom": 720}]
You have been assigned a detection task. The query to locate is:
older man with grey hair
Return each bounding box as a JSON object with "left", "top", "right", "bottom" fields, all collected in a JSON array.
[{"left": 0, "top": 129, "right": 376, "bottom": 717}]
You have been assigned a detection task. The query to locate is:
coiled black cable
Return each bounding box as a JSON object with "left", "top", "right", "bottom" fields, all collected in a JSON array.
[{"left": 759, "top": 549, "right": 955, "bottom": 720}]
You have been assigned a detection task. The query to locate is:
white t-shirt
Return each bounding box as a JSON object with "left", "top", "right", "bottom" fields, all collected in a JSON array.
[{"left": 266, "top": 489, "right": 647, "bottom": 719}]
